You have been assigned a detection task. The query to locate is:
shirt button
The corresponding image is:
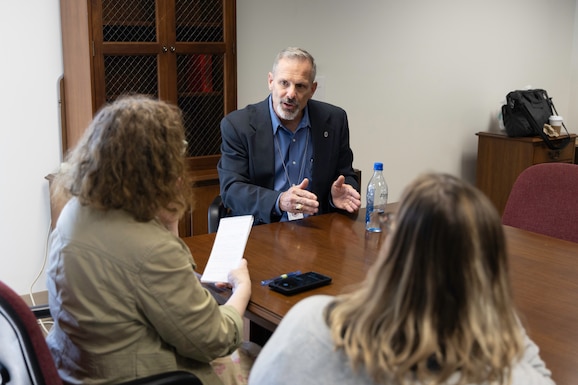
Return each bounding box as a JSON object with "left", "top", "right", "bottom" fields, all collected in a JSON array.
[{"left": 292, "top": 161, "right": 296, "bottom": 165}]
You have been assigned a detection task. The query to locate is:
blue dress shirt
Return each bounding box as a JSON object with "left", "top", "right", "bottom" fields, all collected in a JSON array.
[{"left": 269, "top": 95, "right": 314, "bottom": 220}]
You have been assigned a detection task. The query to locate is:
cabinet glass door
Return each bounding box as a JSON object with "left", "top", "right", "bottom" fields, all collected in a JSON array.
[
  {"left": 92, "top": 0, "right": 234, "bottom": 158},
  {"left": 102, "top": 0, "right": 157, "bottom": 42},
  {"left": 177, "top": 54, "right": 224, "bottom": 157},
  {"left": 175, "top": 0, "right": 223, "bottom": 42},
  {"left": 97, "top": 0, "right": 161, "bottom": 104},
  {"left": 174, "top": 0, "right": 226, "bottom": 157}
]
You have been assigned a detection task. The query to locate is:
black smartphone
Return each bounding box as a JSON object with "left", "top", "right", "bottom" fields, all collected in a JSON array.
[{"left": 268, "top": 271, "right": 332, "bottom": 296}]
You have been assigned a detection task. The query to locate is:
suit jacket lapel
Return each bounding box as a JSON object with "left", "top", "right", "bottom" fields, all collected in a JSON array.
[
  {"left": 309, "top": 102, "right": 332, "bottom": 191},
  {"left": 249, "top": 98, "right": 276, "bottom": 188}
]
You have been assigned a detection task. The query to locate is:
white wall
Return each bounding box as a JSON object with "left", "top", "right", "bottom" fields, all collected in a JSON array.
[
  {"left": 1, "top": 0, "right": 576, "bottom": 294},
  {"left": 237, "top": 0, "right": 578, "bottom": 199},
  {"left": 0, "top": 1, "right": 63, "bottom": 294}
]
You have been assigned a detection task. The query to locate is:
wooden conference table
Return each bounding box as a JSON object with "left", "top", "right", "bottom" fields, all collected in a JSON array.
[{"left": 182, "top": 206, "right": 578, "bottom": 385}]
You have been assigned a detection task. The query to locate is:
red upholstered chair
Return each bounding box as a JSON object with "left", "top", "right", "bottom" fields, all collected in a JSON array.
[
  {"left": 0, "top": 281, "right": 202, "bottom": 385},
  {"left": 502, "top": 162, "right": 578, "bottom": 243}
]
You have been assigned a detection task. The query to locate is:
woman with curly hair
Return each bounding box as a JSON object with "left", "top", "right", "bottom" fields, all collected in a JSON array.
[
  {"left": 249, "top": 172, "right": 554, "bottom": 385},
  {"left": 47, "top": 95, "right": 253, "bottom": 385}
]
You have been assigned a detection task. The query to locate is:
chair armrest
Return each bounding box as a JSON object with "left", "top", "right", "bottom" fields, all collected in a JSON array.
[{"left": 208, "top": 195, "right": 229, "bottom": 233}]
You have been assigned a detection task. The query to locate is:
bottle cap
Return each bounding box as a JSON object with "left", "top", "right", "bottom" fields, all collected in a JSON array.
[{"left": 373, "top": 162, "right": 383, "bottom": 171}]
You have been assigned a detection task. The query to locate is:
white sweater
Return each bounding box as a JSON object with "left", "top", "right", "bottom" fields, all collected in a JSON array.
[{"left": 249, "top": 295, "right": 555, "bottom": 385}]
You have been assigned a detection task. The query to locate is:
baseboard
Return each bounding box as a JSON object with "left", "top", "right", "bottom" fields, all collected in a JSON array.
[{"left": 20, "top": 290, "right": 49, "bottom": 307}]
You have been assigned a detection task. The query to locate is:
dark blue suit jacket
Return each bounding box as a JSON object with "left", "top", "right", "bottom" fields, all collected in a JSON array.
[{"left": 218, "top": 97, "right": 359, "bottom": 224}]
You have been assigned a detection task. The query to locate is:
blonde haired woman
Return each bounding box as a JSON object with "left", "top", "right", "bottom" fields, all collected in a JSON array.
[{"left": 249, "top": 172, "right": 554, "bottom": 385}]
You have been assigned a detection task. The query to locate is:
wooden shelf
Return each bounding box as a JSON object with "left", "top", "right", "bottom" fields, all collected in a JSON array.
[{"left": 475, "top": 131, "right": 576, "bottom": 214}]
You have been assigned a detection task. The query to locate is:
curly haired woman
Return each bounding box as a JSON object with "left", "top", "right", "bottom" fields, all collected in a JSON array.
[{"left": 47, "top": 95, "right": 255, "bottom": 385}]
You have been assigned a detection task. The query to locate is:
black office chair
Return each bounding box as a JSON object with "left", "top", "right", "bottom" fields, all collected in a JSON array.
[
  {"left": 207, "top": 195, "right": 229, "bottom": 233},
  {"left": 0, "top": 280, "right": 203, "bottom": 385}
]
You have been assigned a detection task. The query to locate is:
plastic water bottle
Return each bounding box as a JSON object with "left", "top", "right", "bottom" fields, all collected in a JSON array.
[{"left": 365, "top": 162, "right": 388, "bottom": 232}]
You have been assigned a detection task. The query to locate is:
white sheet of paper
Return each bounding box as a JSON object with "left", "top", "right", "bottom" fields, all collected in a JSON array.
[{"left": 200, "top": 215, "right": 254, "bottom": 283}]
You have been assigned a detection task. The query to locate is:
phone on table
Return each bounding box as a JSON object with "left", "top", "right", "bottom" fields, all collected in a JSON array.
[{"left": 268, "top": 271, "right": 332, "bottom": 296}]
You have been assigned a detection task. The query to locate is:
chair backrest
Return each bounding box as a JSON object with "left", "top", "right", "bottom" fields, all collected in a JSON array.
[
  {"left": 502, "top": 162, "right": 578, "bottom": 243},
  {"left": 0, "top": 280, "right": 62, "bottom": 385},
  {"left": 207, "top": 195, "right": 229, "bottom": 233}
]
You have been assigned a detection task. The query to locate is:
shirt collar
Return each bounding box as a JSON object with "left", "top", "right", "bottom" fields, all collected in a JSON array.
[{"left": 269, "top": 95, "right": 311, "bottom": 135}]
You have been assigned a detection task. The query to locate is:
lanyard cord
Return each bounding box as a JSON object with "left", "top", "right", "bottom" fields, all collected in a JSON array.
[{"left": 274, "top": 128, "right": 310, "bottom": 187}]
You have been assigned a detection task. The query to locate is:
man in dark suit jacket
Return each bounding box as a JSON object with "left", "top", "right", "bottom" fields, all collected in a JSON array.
[{"left": 218, "top": 47, "right": 361, "bottom": 225}]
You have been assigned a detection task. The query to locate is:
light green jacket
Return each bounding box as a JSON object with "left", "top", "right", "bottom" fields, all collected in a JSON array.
[{"left": 47, "top": 198, "right": 243, "bottom": 385}]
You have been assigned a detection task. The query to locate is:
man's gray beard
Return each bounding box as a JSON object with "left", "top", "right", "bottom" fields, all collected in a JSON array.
[{"left": 275, "top": 102, "right": 299, "bottom": 121}]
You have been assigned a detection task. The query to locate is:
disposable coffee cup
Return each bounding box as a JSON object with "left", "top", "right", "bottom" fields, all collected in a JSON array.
[{"left": 549, "top": 115, "right": 563, "bottom": 134}]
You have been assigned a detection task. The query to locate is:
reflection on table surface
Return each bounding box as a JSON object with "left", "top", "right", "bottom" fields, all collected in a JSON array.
[{"left": 182, "top": 206, "right": 578, "bottom": 385}]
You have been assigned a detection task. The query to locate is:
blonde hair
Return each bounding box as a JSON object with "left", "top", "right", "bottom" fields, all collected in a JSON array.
[
  {"left": 53, "top": 95, "right": 192, "bottom": 222},
  {"left": 325, "top": 172, "right": 523, "bottom": 385}
]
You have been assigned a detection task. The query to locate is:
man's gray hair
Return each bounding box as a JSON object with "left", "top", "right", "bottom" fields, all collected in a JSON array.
[{"left": 272, "top": 47, "right": 317, "bottom": 82}]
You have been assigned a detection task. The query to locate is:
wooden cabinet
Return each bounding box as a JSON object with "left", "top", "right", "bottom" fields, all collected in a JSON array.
[
  {"left": 180, "top": 156, "right": 221, "bottom": 236},
  {"left": 476, "top": 131, "right": 577, "bottom": 215},
  {"left": 60, "top": 0, "right": 236, "bottom": 236}
]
